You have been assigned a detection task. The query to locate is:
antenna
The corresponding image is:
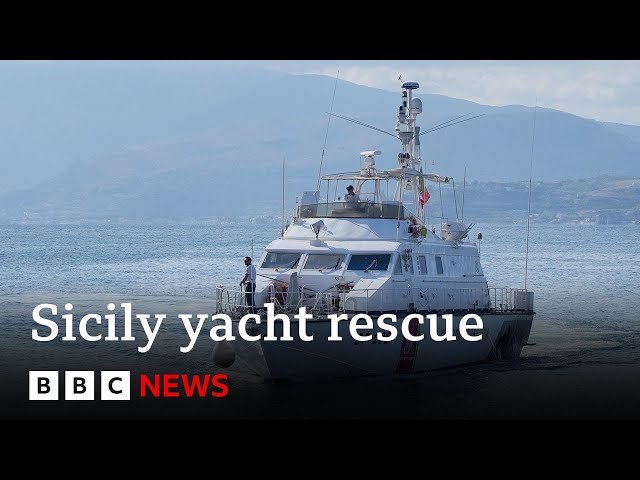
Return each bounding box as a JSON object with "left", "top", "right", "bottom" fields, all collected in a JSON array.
[
  {"left": 438, "top": 181, "right": 444, "bottom": 221},
  {"left": 461, "top": 166, "right": 467, "bottom": 223},
  {"left": 419, "top": 113, "right": 485, "bottom": 137},
  {"left": 525, "top": 99, "right": 538, "bottom": 291},
  {"left": 317, "top": 69, "right": 339, "bottom": 191},
  {"left": 328, "top": 109, "right": 485, "bottom": 145},
  {"left": 281, "top": 156, "right": 285, "bottom": 238},
  {"left": 326, "top": 112, "right": 398, "bottom": 139},
  {"left": 396, "top": 174, "right": 404, "bottom": 241},
  {"left": 452, "top": 178, "right": 459, "bottom": 220}
]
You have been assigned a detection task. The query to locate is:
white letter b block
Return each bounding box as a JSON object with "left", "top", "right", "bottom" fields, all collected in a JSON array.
[
  {"left": 29, "top": 371, "right": 59, "bottom": 400},
  {"left": 65, "top": 371, "right": 95, "bottom": 400}
]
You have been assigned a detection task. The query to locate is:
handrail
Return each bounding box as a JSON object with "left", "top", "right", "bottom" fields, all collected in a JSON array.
[
  {"left": 297, "top": 201, "right": 407, "bottom": 220},
  {"left": 214, "top": 285, "right": 533, "bottom": 316}
]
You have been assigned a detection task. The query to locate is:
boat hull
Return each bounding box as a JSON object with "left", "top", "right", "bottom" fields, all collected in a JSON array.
[{"left": 213, "top": 311, "right": 534, "bottom": 381}]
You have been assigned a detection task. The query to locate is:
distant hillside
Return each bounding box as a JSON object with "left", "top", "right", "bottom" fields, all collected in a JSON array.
[
  {"left": 1, "top": 65, "right": 640, "bottom": 221},
  {"left": 602, "top": 122, "right": 640, "bottom": 144},
  {"left": 461, "top": 176, "right": 640, "bottom": 224},
  {"left": 2, "top": 173, "right": 638, "bottom": 225}
]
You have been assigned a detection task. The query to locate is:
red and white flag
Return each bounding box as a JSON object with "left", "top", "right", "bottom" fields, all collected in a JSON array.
[{"left": 418, "top": 168, "right": 430, "bottom": 207}]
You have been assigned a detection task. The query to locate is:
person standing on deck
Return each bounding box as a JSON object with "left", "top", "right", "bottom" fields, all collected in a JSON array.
[{"left": 240, "top": 256, "right": 257, "bottom": 313}]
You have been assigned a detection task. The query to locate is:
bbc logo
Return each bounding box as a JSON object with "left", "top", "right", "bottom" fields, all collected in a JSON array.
[{"left": 29, "top": 371, "right": 131, "bottom": 400}]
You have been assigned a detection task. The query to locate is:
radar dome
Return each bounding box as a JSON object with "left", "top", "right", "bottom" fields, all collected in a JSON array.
[{"left": 410, "top": 98, "right": 423, "bottom": 115}]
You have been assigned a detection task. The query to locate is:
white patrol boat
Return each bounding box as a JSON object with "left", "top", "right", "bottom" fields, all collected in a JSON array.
[{"left": 213, "top": 79, "right": 534, "bottom": 381}]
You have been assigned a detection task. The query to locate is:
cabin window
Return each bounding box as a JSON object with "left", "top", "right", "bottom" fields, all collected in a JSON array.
[
  {"left": 303, "top": 254, "right": 344, "bottom": 271},
  {"left": 347, "top": 254, "right": 391, "bottom": 271},
  {"left": 435, "top": 255, "right": 444, "bottom": 275},
  {"left": 417, "top": 255, "right": 428, "bottom": 275},
  {"left": 404, "top": 255, "right": 414, "bottom": 274},
  {"left": 261, "top": 252, "right": 301, "bottom": 270},
  {"left": 393, "top": 255, "right": 403, "bottom": 275}
]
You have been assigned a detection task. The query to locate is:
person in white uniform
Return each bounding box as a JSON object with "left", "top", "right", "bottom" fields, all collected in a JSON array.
[
  {"left": 344, "top": 185, "right": 360, "bottom": 202},
  {"left": 240, "top": 256, "right": 257, "bottom": 313}
]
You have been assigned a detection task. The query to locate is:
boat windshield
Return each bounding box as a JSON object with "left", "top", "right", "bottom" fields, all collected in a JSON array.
[
  {"left": 303, "top": 254, "right": 344, "bottom": 271},
  {"left": 298, "top": 202, "right": 406, "bottom": 220},
  {"left": 347, "top": 254, "right": 392, "bottom": 271},
  {"left": 261, "top": 252, "right": 301, "bottom": 270}
]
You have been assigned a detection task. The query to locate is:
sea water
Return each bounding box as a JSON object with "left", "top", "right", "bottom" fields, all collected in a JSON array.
[{"left": 1, "top": 221, "right": 639, "bottom": 420}]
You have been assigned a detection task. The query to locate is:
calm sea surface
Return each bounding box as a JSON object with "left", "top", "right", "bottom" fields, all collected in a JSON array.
[{"left": 1, "top": 221, "right": 639, "bottom": 420}]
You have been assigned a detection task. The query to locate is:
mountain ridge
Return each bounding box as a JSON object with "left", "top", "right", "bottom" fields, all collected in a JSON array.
[{"left": 1, "top": 65, "right": 639, "bottom": 222}]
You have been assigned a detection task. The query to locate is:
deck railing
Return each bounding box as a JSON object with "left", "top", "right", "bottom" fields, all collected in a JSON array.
[
  {"left": 297, "top": 202, "right": 406, "bottom": 220},
  {"left": 215, "top": 284, "right": 533, "bottom": 317}
]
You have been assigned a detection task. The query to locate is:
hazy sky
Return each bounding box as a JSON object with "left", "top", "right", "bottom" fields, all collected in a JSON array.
[
  {"left": 8, "top": 60, "right": 639, "bottom": 125},
  {"left": 2, "top": 60, "right": 638, "bottom": 194},
  {"left": 226, "top": 60, "right": 640, "bottom": 126}
]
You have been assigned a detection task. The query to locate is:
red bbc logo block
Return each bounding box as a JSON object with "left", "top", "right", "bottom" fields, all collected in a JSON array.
[{"left": 29, "top": 371, "right": 131, "bottom": 400}]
